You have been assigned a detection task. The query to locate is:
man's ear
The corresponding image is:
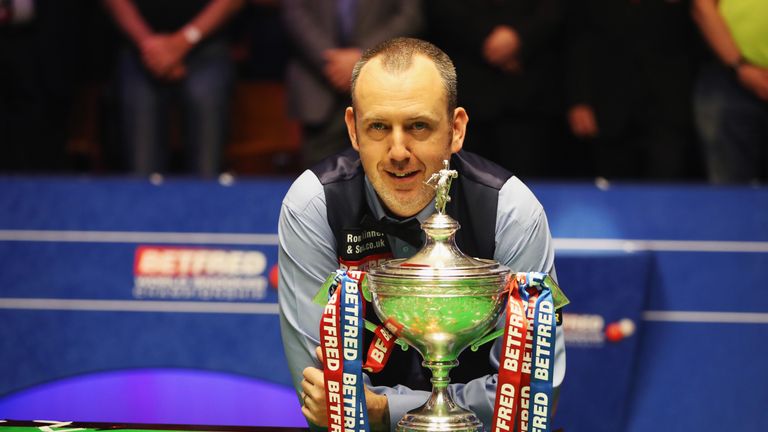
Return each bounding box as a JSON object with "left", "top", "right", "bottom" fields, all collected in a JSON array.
[
  {"left": 345, "top": 107, "right": 359, "bottom": 151},
  {"left": 451, "top": 107, "right": 468, "bottom": 154}
]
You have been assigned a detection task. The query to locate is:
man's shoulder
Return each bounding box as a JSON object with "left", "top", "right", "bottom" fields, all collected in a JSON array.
[
  {"left": 498, "top": 176, "right": 545, "bottom": 226},
  {"left": 310, "top": 148, "right": 363, "bottom": 185},
  {"left": 283, "top": 170, "right": 326, "bottom": 215},
  {"left": 452, "top": 151, "right": 513, "bottom": 191}
]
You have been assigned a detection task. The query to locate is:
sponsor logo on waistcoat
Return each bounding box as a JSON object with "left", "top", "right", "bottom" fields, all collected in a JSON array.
[{"left": 338, "top": 228, "right": 393, "bottom": 271}]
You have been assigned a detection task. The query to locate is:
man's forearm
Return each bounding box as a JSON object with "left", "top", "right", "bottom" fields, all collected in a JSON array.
[
  {"left": 102, "top": 0, "right": 152, "bottom": 47},
  {"left": 692, "top": 0, "right": 742, "bottom": 67}
]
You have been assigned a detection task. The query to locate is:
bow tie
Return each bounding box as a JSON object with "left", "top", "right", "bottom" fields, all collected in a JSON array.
[{"left": 360, "top": 214, "right": 424, "bottom": 248}]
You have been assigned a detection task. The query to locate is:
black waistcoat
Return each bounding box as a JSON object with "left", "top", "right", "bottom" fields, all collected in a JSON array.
[{"left": 311, "top": 148, "right": 512, "bottom": 390}]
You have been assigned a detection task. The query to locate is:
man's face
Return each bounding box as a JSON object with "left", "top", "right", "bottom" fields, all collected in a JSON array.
[{"left": 345, "top": 55, "right": 467, "bottom": 218}]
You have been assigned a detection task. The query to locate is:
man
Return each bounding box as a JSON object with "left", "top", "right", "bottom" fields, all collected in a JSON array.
[
  {"left": 104, "top": 0, "right": 243, "bottom": 177},
  {"left": 278, "top": 38, "right": 565, "bottom": 430},
  {"left": 692, "top": 0, "right": 768, "bottom": 184}
]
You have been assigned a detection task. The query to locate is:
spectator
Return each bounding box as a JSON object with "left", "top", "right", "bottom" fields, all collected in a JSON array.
[
  {"left": 103, "top": 0, "right": 244, "bottom": 178},
  {"left": 692, "top": 0, "right": 768, "bottom": 184},
  {"left": 423, "top": 0, "right": 566, "bottom": 178},
  {"left": 565, "top": 0, "right": 698, "bottom": 181},
  {"left": 281, "top": 0, "right": 422, "bottom": 168}
]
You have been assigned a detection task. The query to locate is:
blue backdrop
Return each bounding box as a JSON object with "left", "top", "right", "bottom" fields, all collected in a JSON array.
[{"left": 1, "top": 176, "right": 766, "bottom": 430}]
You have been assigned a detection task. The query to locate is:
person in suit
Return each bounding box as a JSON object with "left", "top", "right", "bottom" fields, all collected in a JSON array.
[
  {"left": 281, "top": 0, "right": 422, "bottom": 168},
  {"left": 423, "top": 0, "right": 566, "bottom": 179},
  {"left": 564, "top": 0, "right": 699, "bottom": 180}
]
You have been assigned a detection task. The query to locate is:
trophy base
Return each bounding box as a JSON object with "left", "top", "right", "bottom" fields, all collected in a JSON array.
[{"left": 395, "top": 390, "right": 482, "bottom": 432}]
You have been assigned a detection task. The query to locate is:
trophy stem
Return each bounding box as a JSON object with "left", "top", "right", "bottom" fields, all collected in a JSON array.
[
  {"left": 395, "top": 360, "right": 482, "bottom": 432},
  {"left": 424, "top": 359, "right": 455, "bottom": 391}
]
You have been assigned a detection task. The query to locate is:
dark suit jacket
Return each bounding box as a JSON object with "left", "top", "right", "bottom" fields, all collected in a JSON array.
[
  {"left": 424, "top": 0, "right": 565, "bottom": 122},
  {"left": 281, "top": 0, "right": 423, "bottom": 124}
]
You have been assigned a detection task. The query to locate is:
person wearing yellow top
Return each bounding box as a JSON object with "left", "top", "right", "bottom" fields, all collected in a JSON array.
[{"left": 692, "top": 0, "right": 768, "bottom": 184}]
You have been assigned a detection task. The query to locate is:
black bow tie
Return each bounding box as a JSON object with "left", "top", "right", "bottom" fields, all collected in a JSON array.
[{"left": 360, "top": 214, "right": 424, "bottom": 248}]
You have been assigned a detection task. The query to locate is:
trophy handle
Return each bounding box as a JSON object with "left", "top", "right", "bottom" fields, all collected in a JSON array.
[{"left": 469, "top": 327, "right": 504, "bottom": 352}]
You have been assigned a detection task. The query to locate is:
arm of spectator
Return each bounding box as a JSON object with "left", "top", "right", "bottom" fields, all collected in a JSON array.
[
  {"left": 323, "top": 48, "right": 362, "bottom": 93},
  {"left": 692, "top": 0, "right": 768, "bottom": 100},
  {"left": 102, "top": 0, "right": 153, "bottom": 48},
  {"left": 102, "top": 0, "right": 178, "bottom": 79},
  {"left": 281, "top": 0, "right": 339, "bottom": 72},
  {"left": 145, "top": 0, "right": 243, "bottom": 79},
  {"left": 692, "top": 0, "right": 742, "bottom": 68}
]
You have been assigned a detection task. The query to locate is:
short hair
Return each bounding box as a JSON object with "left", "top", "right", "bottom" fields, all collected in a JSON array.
[{"left": 350, "top": 37, "right": 457, "bottom": 114}]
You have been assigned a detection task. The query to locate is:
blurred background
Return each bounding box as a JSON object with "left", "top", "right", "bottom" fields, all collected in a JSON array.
[{"left": 0, "top": 0, "right": 766, "bottom": 431}]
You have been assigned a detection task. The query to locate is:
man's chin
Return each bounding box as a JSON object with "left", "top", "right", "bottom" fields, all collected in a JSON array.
[{"left": 385, "top": 196, "right": 431, "bottom": 217}]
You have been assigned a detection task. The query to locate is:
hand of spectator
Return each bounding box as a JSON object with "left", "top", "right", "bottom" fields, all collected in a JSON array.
[
  {"left": 568, "top": 104, "right": 599, "bottom": 139},
  {"left": 483, "top": 25, "right": 520, "bottom": 67},
  {"left": 139, "top": 33, "right": 191, "bottom": 80},
  {"left": 301, "top": 346, "right": 389, "bottom": 429},
  {"left": 737, "top": 64, "right": 768, "bottom": 101},
  {"left": 323, "top": 48, "right": 362, "bottom": 92}
]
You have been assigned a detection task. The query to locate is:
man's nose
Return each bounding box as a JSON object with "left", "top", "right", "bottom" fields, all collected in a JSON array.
[{"left": 388, "top": 128, "right": 411, "bottom": 161}]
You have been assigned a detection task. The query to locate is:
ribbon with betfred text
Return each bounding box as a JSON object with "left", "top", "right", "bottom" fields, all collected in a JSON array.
[
  {"left": 320, "top": 270, "right": 368, "bottom": 432},
  {"left": 492, "top": 272, "right": 557, "bottom": 432},
  {"left": 320, "top": 270, "right": 401, "bottom": 432}
]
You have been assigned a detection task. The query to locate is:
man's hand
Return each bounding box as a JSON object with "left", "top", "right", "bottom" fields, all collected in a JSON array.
[
  {"left": 568, "top": 104, "right": 599, "bottom": 139},
  {"left": 483, "top": 25, "right": 521, "bottom": 71},
  {"left": 139, "top": 33, "right": 191, "bottom": 81},
  {"left": 323, "top": 48, "right": 362, "bottom": 92},
  {"left": 736, "top": 64, "right": 768, "bottom": 101},
  {"left": 300, "top": 362, "right": 327, "bottom": 427},
  {"left": 301, "top": 346, "right": 390, "bottom": 430}
]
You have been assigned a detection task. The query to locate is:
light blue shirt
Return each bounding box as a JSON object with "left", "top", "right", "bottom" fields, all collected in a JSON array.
[{"left": 278, "top": 169, "right": 565, "bottom": 430}]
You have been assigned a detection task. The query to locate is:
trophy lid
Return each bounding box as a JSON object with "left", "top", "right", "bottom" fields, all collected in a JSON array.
[{"left": 368, "top": 161, "right": 509, "bottom": 281}]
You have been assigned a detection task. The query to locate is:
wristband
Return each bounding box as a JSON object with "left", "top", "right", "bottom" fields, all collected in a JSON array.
[
  {"left": 183, "top": 25, "right": 202, "bottom": 45},
  {"left": 729, "top": 56, "right": 748, "bottom": 74}
]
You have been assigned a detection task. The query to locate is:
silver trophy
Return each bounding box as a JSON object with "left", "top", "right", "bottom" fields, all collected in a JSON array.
[{"left": 367, "top": 161, "right": 510, "bottom": 432}]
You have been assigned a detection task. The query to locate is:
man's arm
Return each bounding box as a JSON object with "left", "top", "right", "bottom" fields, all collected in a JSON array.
[
  {"left": 278, "top": 170, "right": 338, "bottom": 397},
  {"left": 103, "top": 0, "right": 243, "bottom": 79},
  {"left": 278, "top": 170, "right": 391, "bottom": 429},
  {"left": 692, "top": 0, "right": 768, "bottom": 100},
  {"left": 281, "top": 0, "right": 338, "bottom": 72}
]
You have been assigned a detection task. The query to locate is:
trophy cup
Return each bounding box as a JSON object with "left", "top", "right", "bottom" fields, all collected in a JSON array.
[{"left": 366, "top": 161, "right": 511, "bottom": 432}]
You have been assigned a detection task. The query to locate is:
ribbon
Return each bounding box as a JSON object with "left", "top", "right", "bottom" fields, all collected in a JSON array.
[
  {"left": 492, "top": 272, "right": 558, "bottom": 432},
  {"left": 321, "top": 270, "right": 400, "bottom": 432},
  {"left": 321, "top": 270, "right": 369, "bottom": 431}
]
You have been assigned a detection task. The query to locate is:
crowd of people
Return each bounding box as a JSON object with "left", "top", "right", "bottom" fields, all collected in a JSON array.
[{"left": 0, "top": 0, "right": 765, "bottom": 183}]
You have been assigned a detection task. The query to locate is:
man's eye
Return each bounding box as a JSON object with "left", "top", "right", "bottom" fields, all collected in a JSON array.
[
  {"left": 411, "top": 122, "right": 429, "bottom": 131},
  {"left": 370, "top": 123, "right": 387, "bottom": 131}
]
